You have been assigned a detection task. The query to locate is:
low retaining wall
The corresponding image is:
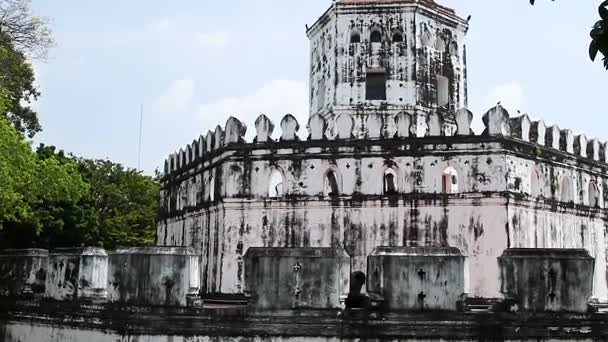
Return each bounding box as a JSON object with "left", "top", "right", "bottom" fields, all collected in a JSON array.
[
  {"left": 367, "top": 246, "right": 465, "bottom": 311},
  {"left": 499, "top": 248, "right": 594, "bottom": 313},
  {"left": 244, "top": 247, "right": 350, "bottom": 310},
  {"left": 0, "top": 249, "right": 48, "bottom": 298},
  {"left": 107, "top": 247, "right": 200, "bottom": 307},
  {"left": 45, "top": 248, "right": 108, "bottom": 301}
]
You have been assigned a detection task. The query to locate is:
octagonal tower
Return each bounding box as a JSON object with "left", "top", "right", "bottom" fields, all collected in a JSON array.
[{"left": 307, "top": 0, "right": 469, "bottom": 137}]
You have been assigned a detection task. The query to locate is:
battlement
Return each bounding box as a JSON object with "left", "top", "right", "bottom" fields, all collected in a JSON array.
[{"left": 163, "top": 106, "right": 608, "bottom": 176}]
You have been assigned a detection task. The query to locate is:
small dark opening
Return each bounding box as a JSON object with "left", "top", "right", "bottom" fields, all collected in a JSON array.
[
  {"left": 392, "top": 32, "right": 403, "bottom": 43},
  {"left": 350, "top": 31, "right": 361, "bottom": 43},
  {"left": 346, "top": 272, "right": 370, "bottom": 309},
  {"left": 326, "top": 171, "right": 340, "bottom": 196},
  {"left": 384, "top": 173, "right": 397, "bottom": 194},
  {"left": 366, "top": 70, "right": 387, "bottom": 100},
  {"left": 370, "top": 30, "right": 382, "bottom": 43}
]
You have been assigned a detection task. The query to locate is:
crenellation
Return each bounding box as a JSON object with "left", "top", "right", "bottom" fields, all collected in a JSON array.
[
  {"left": 186, "top": 144, "right": 192, "bottom": 165},
  {"left": 307, "top": 114, "right": 327, "bottom": 140},
  {"left": 545, "top": 125, "right": 560, "bottom": 150},
  {"left": 192, "top": 140, "right": 199, "bottom": 162},
  {"left": 365, "top": 113, "right": 384, "bottom": 139},
  {"left": 213, "top": 125, "right": 224, "bottom": 150},
  {"left": 170, "top": 153, "right": 176, "bottom": 172},
  {"left": 177, "top": 149, "right": 184, "bottom": 169},
  {"left": 198, "top": 135, "right": 205, "bottom": 159},
  {"left": 225, "top": 116, "right": 246, "bottom": 145},
  {"left": 510, "top": 114, "right": 531, "bottom": 142},
  {"left": 560, "top": 129, "right": 574, "bottom": 154},
  {"left": 254, "top": 114, "right": 275, "bottom": 143},
  {"left": 530, "top": 120, "right": 546, "bottom": 146},
  {"left": 588, "top": 138, "right": 600, "bottom": 161},
  {"left": 574, "top": 134, "right": 588, "bottom": 158},
  {"left": 482, "top": 105, "right": 510, "bottom": 136},
  {"left": 426, "top": 112, "right": 442, "bottom": 136},
  {"left": 334, "top": 113, "right": 354, "bottom": 140},
  {"left": 205, "top": 130, "right": 214, "bottom": 152},
  {"left": 455, "top": 108, "right": 473, "bottom": 136},
  {"left": 280, "top": 114, "right": 300, "bottom": 141}
]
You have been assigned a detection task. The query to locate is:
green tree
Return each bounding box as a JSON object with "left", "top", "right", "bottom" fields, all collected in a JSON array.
[
  {"left": 0, "top": 117, "right": 88, "bottom": 248},
  {"left": 0, "top": 32, "right": 40, "bottom": 137},
  {"left": 35, "top": 145, "right": 159, "bottom": 250},
  {"left": 74, "top": 158, "right": 159, "bottom": 250},
  {"left": 0, "top": 142, "right": 159, "bottom": 250}
]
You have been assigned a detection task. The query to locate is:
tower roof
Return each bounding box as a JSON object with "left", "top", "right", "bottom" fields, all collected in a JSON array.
[
  {"left": 335, "top": 0, "right": 464, "bottom": 24},
  {"left": 308, "top": 0, "right": 466, "bottom": 36}
]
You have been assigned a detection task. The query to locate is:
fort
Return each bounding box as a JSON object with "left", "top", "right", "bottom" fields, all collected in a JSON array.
[{"left": 3, "top": 0, "right": 608, "bottom": 341}]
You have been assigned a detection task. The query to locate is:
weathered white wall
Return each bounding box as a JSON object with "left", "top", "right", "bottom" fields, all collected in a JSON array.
[
  {"left": 45, "top": 248, "right": 108, "bottom": 301},
  {"left": 160, "top": 197, "right": 510, "bottom": 299}
]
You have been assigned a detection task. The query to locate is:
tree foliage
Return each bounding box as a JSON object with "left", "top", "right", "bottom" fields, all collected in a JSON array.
[
  {"left": 589, "top": 1, "right": 608, "bottom": 69},
  {"left": 530, "top": 0, "right": 608, "bottom": 69},
  {"left": 0, "top": 117, "right": 88, "bottom": 247},
  {"left": 0, "top": 0, "right": 53, "bottom": 137},
  {"left": 0, "top": 32, "right": 40, "bottom": 137},
  {"left": 0, "top": 143, "right": 160, "bottom": 250},
  {"left": 0, "top": 0, "right": 53, "bottom": 60}
]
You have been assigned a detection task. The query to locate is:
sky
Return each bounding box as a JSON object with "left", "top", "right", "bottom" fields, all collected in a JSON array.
[{"left": 29, "top": 0, "right": 606, "bottom": 174}]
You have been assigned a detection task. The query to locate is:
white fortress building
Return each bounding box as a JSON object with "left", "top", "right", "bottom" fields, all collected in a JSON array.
[
  {"left": 158, "top": 0, "right": 608, "bottom": 304},
  {"left": 4, "top": 1, "right": 608, "bottom": 341}
]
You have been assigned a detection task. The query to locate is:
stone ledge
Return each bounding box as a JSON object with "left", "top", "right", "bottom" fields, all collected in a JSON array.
[{"left": 2, "top": 299, "right": 608, "bottom": 338}]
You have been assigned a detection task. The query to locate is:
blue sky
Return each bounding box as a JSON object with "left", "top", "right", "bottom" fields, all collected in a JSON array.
[{"left": 29, "top": 0, "right": 606, "bottom": 174}]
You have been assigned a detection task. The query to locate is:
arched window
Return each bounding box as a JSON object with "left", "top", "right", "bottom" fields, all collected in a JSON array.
[
  {"left": 449, "top": 41, "right": 458, "bottom": 56},
  {"left": 209, "top": 175, "right": 215, "bottom": 202},
  {"left": 189, "top": 179, "right": 197, "bottom": 205},
  {"left": 589, "top": 181, "right": 600, "bottom": 208},
  {"left": 560, "top": 176, "right": 573, "bottom": 203},
  {"left": 324, "top": 170, "right": 340, "bottom": 196},
  {"left": 392, "top": 30, "right": 404, "bottom": 44},
  {"left": 435, "top": 36, "right": 446, "bottom": 52},
  {"left": 350, "top": 30, "right": 361, "bottom": 43},
  {"left": 268, "top": 169, "right": 284, "bottom": 197},
  {"left": 384, "top": 169, "right": 398, "bottom": 195},
  {"left": 530, "top": 167, "right": 542, "bottom": 197},
  {"left": 421, "top": 28, "right": 432, "bottom": 47},
  {"left": 370, "top": 29, "right": 382, "bottom": 43},
  {"left": 442, "top": 167, "right": 459, "bottom": 194}
]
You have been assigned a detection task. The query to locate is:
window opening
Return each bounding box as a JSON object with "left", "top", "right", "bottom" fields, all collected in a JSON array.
[
  {"left": 366, "top": 69, "right": 387, "bottom": 101},
  {"left": 442, "top": 167, "right": 459, "bottom": 194},
  {"left": 324, "top": 171, "right": 340, "bottom": 196},
  {"left": 436, "top": 75, "right": 449, "bottom": 107},
  {"left": 384, "top": 170, "right": 397, "bottom": 195},
  {"left": 370, "top": 30, "right": 382, "bottom": 43},
  {"left": 269, "top": 170, "right": 284, "bottom": 197}
]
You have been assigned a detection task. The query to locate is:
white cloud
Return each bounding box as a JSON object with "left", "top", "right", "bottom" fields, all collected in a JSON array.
[
  {"left": 196, "top": 32, "right": 231, "bottom": 50},
  {"left": 198, "top": 80, "right": 308, "bottom": 140},
  {"left": 154, "top": 79, "right": 196, "bottom": 113},
  {"left": 150, "top": 18, "right": 171, "bottom": 33}
]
